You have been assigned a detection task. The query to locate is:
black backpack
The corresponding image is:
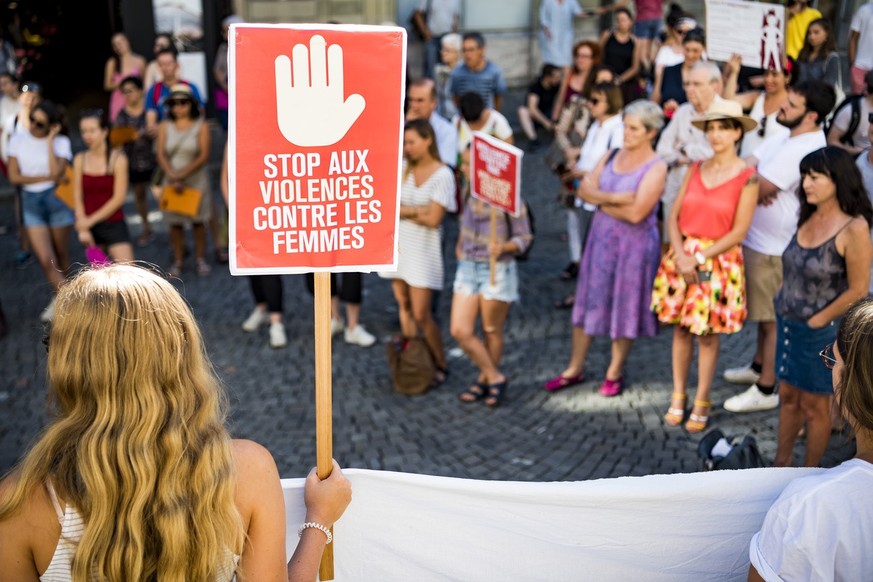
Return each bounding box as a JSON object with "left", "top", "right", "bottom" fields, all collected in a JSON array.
[
  {"left": 504, "top": 200, "right": 535, "bottom": 261},
  {"left": 697, "top": 428, "right": 767, "bottom": 471},
  {"left": 824, "top": 94, "right": 864, "bottom": 146}
]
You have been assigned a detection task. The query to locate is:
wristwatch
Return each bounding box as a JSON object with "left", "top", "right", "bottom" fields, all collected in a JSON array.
[{"left": 694, "top": 251, "right": 706, "bottom": 265}]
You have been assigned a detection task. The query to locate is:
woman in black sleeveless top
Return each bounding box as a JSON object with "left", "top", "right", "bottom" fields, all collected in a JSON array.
[
  {"left": 773, "top": 147, "right": 873, "bottom": 468},
  {"left": 599, "top": 8, "right": 642, "bottom": 105}
]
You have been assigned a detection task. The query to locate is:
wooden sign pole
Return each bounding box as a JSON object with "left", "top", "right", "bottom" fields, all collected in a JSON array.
[
  {"left": 313, "top": 271, "right": 335, "bottom": 580},
  {"left": 489, "top": 207, "right": 498, "bottom": 287}
]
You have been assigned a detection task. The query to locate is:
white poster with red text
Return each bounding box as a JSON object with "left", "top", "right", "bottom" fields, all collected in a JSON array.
[
  {"left": 706, "top": 0, "right": 786, "bottom": 70},
  {"left": 470, "top": 132, "right": 523, "bottom": 217}
]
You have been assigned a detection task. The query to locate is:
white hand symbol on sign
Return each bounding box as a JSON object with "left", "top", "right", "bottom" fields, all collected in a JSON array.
[{"left": 274, "top": 35, "right": 366, "bottom": 147}]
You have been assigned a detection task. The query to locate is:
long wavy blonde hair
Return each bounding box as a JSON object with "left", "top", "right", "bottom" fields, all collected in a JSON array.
[{"left": 0, "top": 265, "right": 244, "bottom": 581}]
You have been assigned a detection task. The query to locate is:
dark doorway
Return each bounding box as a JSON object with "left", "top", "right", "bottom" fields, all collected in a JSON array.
[{"left": 6, "top": 0, "right": 122, "bottom": 112}]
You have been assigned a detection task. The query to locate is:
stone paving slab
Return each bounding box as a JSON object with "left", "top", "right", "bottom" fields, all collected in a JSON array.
[{"left": 0, "top": 93, "right": 853, "bottom": 480}]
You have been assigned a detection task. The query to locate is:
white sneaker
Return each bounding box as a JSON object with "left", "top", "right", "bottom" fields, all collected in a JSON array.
[
  {"left": 724, "top": 384, "right": 779, "bottom": 413},
  {"left": 344, "top": 324, "right": 376, "bottom": 347},
  {"left": 241, "top": 308, "right": 269, "bottom": 332},
  {"left": 330, "top": 318, "right": 344, "bottom": 336},
  {"left": 269, "top": 322, "right": 288, "bottom": 348},
  {"left": 40, "top": 297, "right": 56, "bottom": 323},
  {"left": 723, "top": 364, "right": 761, "bottom": 384}
]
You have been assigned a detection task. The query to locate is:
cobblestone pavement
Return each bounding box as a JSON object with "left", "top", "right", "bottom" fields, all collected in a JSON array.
[{"left": 0, "top": 94, "right": 853, "bottom": 480}]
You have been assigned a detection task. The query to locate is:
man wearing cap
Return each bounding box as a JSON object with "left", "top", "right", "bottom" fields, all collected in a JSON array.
[
  {"left": 656, "top": 61, "right": 724, "bottom": 239},
  {"left": 723, "top": 80, "right": 836, "bottom": 413},
  {"left": 145, "top": 48, "right": 203, "bottom": 136},
  {"left": 827, "top": 70, "right": 873, "bottom": 157},
  {"left": 406, "top": 77, "right": 457, "bottom": 165}
]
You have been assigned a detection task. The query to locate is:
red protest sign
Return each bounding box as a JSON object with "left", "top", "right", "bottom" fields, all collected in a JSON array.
[
  {"left": 228, "top": 24, "right": 407, "bottom": 274},
  {"left": 470, "top": 132, "right": 523, "bottom": 217}
]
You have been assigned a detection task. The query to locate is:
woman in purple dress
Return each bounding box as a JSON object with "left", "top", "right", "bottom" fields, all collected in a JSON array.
[{"left": 545, "top": 100, "right": 667, "bottom": 397}]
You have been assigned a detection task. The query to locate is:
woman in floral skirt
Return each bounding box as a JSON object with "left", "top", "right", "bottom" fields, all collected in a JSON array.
[{"left": 652, "top": 100, "right": 759, "bottom": 432}]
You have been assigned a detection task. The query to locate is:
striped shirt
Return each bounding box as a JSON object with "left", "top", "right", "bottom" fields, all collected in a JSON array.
[{"left": 379, "top": 165, "right": 456, "bottom": 290}]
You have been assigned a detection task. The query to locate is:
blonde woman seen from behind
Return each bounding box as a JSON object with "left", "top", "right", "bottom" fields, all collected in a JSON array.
[{"left": 0, "top": 265, "right": 351, "bottom": 581}]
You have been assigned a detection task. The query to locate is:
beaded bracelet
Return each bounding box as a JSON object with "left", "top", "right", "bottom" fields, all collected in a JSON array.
[{"left": 298, "top": 521, "right": 332, "bottom": 544}]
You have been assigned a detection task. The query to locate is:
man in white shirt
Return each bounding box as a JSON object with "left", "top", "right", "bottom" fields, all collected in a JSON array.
[
  {"left": 723, "top": 80, "right": 836, "bottom": 413},
  {"left": 849, "top": 0, "right": 873, "bottom": 94},
  {"left": 412, "top": 0, "right": 461, "bottom": 79},
  {"left": 656, "top": 61, "right": 723, "bottom": 238},
  {"left": 406, "top": 78, "right": 458, "bottom": 166}
]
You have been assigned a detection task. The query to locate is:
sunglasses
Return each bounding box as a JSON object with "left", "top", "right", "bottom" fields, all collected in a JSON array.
[
  {"left": 29, "top": 116, "right": 47, "bottom": 130},
  {"left": 588, "top": 97, "right": 601, "bottom": 105},
  {"left": 167, "top": 100, "right": 191, "bottom": 107},
  {"left": 757, "top": 115, "right": 768, "bottom": 138},
  {"left": 819, "top": 343, "right": 837, "bottom": 370}
]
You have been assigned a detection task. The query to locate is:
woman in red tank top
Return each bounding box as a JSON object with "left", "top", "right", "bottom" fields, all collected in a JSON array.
[
  {"left": 651, "top": 100, "right": 759, "bottom": 432},
  {"left": 73, "top": 111, "right": 134, "bottom": 262}
]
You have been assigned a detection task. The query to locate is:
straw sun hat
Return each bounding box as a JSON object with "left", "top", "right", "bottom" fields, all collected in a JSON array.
[
  {"left": 691, "top": 99, "right": 758, "bottom": 133},
  {"left": 167, "top": 84, "right": 195, "bottom": 102}
]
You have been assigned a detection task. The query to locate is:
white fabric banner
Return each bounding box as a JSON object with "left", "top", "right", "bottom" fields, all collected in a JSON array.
[{"left": 282, "top": 467, "right": 821, "bottom": 581}]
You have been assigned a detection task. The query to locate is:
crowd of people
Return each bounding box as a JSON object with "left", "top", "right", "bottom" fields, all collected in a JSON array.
[{"left": 2, "top": 1, "right": 873, "bottom": 578}]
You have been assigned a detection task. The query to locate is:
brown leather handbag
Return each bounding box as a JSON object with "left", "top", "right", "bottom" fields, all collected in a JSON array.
[{"left": 386, "top": 336, "right": 435, "bottom": 396}]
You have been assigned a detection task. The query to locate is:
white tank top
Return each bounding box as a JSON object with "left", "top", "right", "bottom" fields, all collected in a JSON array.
[
  {"left": 740, "top": 92, "right": 790, "bottom": 158},
  {"left": 40, "top": 482, "right": 239, "bottom": 581}
]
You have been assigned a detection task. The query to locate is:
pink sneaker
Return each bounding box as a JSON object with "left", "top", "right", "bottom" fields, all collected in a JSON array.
[
  {"left": 544, "top": 372, "right": 585, "bottom": 392},
  {"left": 598, "top": 377, "right": 623, "bottom": 397}
]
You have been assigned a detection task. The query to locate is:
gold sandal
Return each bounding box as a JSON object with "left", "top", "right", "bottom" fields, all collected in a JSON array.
[
  {"left": 685, "top": 400, "right": 711, "bottom": 433},
  {"left": 664, "top": 392, "right": 686, "bottom": 426}
]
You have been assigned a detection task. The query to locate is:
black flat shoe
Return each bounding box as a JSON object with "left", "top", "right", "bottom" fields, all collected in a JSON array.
[
  {"left": 554, "top": 294, "right": 575, "bottom": 309},
  {"left": 432, "top": 364, "right": 449, "bottom": 387},
  {"left": 560, "top": 262, "right": 579, "bottom": 280},
  {"left": 459, "top": 381, "right": 487, "bottom": 403},
  {"left": 485, "top": 379, "right": 508, "bottom": 408}
]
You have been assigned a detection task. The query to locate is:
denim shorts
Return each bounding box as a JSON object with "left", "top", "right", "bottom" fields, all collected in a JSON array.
[
  {"left": 453, "top": 259, "right": 519, "bottom": 303},
  {"left": 633, "top": 18, "right": 662, "bottom": 40},
  {"left": 776, "top": 315, "right": 837, "bottom": 395},
  {"left": 21, "top": 186, "right": 74, "bottom": 228}
]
